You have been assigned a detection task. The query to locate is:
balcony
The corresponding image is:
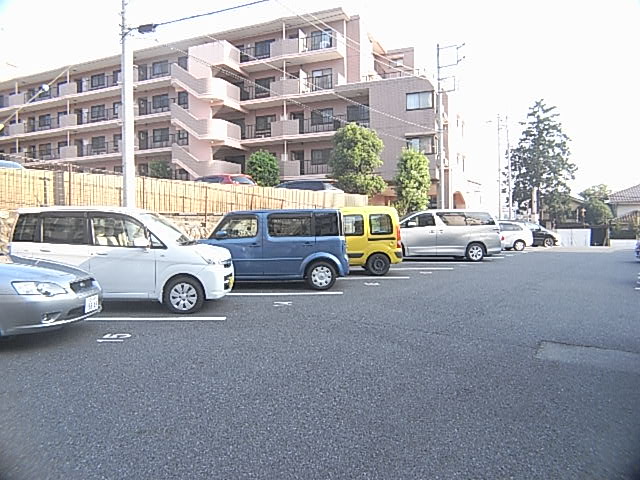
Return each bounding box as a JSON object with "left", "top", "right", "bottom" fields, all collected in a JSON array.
[
  {"left": 238, "top": 32, "right": 346, "bottom": 72},
  {"left": 300, "top": 160, "right": 331, "bottom": 176},
  {"left": 242, "top": 115, "right": 370, "bottom": 144}
]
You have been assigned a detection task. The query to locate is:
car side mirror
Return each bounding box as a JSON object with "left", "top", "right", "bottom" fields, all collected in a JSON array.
[
  {"left": 406, "top": 220, "right": 417, "bottom": 228},
  {"left": 214, "top": 230, "right": 228, "bottom": 239}
]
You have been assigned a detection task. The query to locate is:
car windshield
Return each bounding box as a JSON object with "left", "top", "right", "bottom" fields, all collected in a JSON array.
[
  {"left": 234, "top": 176, "right": 255, "bottom": 185},
  {"left": 139, "top": 213, "right": 194, "bottom": 245}
]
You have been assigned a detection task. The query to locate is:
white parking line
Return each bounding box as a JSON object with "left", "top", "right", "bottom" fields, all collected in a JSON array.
[
  {"left": 89, "top": 316, "right": 227, "bottom": 321},
  {"left": 339, "top": 276, "right": 411, "bottom": 280},
  {"left": 227, "top": 292, "right": 344, "bottom": 296},
  {"left": 391, "top": 267, "right": 454, "bottom": 271}
]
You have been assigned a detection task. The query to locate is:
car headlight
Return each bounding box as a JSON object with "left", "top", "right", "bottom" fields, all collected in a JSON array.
[
  {"left": 12, "top": 281, "right": 67, "bottom": 296},
  {"left": 198, "top": 253, "right": 231, "bottom": 265}
]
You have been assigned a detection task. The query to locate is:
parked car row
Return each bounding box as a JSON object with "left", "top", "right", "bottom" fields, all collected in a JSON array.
[{"left": 2, "top": 205, "right": 555, "bottom": 338}]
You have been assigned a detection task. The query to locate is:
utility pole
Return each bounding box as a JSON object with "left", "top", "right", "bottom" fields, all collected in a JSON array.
[
  {"left": 120, "top": 0, "right": 136, "bottom": 208},
  {"left": 505, "top": 116, "right": 512, "bottom": 219},
  {"left": 436, "top": 43, "right": 464, "bottom": 209},
  {"left": 496, "top": 114, "right": 502, "bottom": 219}
]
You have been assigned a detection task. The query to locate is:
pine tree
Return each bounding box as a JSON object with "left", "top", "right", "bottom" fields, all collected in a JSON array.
[{"left": 509, "top": 100, "right": 576, "bottom": 222}]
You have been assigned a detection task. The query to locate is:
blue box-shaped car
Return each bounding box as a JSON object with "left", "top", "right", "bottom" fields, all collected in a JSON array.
[{"left": 200, "top": 209, "right": 349, "bottom": 290}]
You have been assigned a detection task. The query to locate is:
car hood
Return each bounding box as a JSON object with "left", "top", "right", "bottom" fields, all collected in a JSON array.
[
  {"left": 189, "top": 243, "right": 232, "bottom": 263},
  {"left": 0, "top": 255, "right": 92, "bottom": 294}
]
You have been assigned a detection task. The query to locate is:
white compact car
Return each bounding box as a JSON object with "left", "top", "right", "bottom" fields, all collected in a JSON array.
[
  {"left": 9, "top": 206, "right": 234, "bottom": 314},
  {"left": 499, "top": 220, "right": 534, "bottom": 251}
]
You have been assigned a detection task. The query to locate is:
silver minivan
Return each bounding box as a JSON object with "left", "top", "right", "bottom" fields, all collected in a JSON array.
[{"left": 400, "top": 209, "right": 501, "bottom": 261}]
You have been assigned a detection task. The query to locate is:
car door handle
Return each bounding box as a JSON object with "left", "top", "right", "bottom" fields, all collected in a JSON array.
[
  {"left": 94, "top": 251, "right": 109, "bottom": 256},
  {"left": 303, "top": 242, "right": 314, "bottom": 246},
  {"left": 39, "top": 248, "right": 51, "bottom": 253},
  {"left": 438, "top": 230, "right": 444, "bottom": 234},
  {"left": 249, "top": 243, "right": 260, "bottom": 247}
]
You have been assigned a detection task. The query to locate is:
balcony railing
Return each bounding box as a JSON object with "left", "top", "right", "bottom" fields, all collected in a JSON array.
[
  {"left": 139, "top": 133, "right": 188, "bottom": 151},
  {"left": 75, "top": 74, "right": 120, "bottom": 94},
  {"left": 79, "top": 141, "right": 120, "bottom": 157},
  {"left": 243, "top": 115, "right": 363, "bottom": 139},
  {"left": 76, "top": 107, "right": 119, "bottom": 125},
  {"left": 239, "top": 45, "right": 272, "bottom": 62},
  {"left": 24, "top": 149, "right": 61, "bottom": 162},
  {"left": 26, "top": 116, "right": 62, "bottom": 133},
  {"left": 138, "top": 97, "right": 176, "bottom": 116},
  {"left": 301, "top": 33, "right": 335, "bottom": 52},
  {"left": 243, "top": 124, "right": 271, "bottom": 140},
  {"left": 300, "top": 160, "right": 331, "bottom": 175},
  {"left": 137, "top": 64, "right": 172, "bottom": 81}
]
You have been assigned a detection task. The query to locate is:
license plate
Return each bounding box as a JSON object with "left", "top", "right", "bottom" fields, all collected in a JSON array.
[{"left": 85, "top": 295, "right": 100, "bottom": 313}]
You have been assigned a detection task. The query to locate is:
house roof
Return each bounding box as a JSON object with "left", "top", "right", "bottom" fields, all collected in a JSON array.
[{"left": 609, "top": 184, "right": 640, "bottom": 204}]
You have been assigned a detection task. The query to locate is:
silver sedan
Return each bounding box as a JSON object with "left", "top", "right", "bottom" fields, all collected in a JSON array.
[{"left": 0, "top": 255, "right": 102, "bottom": 337}]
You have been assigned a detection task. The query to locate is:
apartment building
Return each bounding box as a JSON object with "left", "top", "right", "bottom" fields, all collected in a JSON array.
[{"left": 0, "top": 8, "right": 471, "bottom": 208}]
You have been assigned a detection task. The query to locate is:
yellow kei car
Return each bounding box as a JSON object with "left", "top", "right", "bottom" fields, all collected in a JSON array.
[{"left": 340, "top": 206, "right": 403, "bottom": 275}]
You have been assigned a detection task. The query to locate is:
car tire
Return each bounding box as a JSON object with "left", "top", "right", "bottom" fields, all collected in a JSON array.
[
  {"left": 306, "top": 261, "right": 337, "bottom": 290},
  {"left": 163, "top": 275, "right": 205, "bottom": 314},
  {"left": 543, "top": 237, "right": 555, "bottom": 247},
  {"left": 366, "top": 253, "right": 390, "bottom": 276},
  {"left": 465, "top": 242, "right": 485, "bottom": 262},
  {"left": 513, "top": 240, "right": 526, "bottom": 251}
]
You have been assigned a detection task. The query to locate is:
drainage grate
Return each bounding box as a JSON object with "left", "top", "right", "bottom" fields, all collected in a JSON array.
[{"left": 535, "top": 341, "right": 640, "bottom": 375}]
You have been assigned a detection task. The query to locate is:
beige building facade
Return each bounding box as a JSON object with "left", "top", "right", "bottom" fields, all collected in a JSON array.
[{"left": 0, "top": 8, "right": 475, "bottom": 208}]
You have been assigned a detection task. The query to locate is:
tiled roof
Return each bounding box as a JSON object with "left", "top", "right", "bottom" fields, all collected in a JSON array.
[{"left": 609, "top": 184, "right": 640, "bottom": 204}]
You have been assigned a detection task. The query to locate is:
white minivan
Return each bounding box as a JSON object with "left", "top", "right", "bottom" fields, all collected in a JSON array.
[{"left": 9, "top": 207, "right": 234, "bottom": 314}]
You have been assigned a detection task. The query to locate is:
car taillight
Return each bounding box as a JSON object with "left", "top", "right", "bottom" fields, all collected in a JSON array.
[
  {"left": 395, "top": 224, "right": 402, "bottom": 248},
  {"left": 501, "top": 235, "right": 505, "bottom": 241}
]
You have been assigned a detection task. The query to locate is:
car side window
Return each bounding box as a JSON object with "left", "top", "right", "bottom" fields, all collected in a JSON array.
[
  {"left": 314, "top": 212, "right": 339, "bottom": 236},
  {"left": 268, "top": 214, "right": 312, "bottom": 237},
  {"left": 465, "top": 212, "right": 495, "bottom": 226},
  {"left": 344, "top": 214, "right": 364, "bottom": 236},
  {"left": 12, "top": 214, "right": 39, "bottom": 242},
  {"left": 214, "top": 216, "right": 258, "bottom": 239},
  {"left": 437, "top": 212, "right": 466, "bottom": 226},
  {"left": 42, "top": 215, "right": 87, "bottom": 245},
  {"left": 370, "top": 214, "right": 393, "bottom": 235},
  {"left": 91, "top": 215, "right": 146, "bottom": 247},
  {"left": 417, "top": 213, "right": 435, "bottom": 226}
]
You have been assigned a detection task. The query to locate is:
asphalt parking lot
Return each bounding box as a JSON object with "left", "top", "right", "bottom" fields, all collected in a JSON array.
[{"left": 2, "top": 247, "right": 640, "bottom": 480}]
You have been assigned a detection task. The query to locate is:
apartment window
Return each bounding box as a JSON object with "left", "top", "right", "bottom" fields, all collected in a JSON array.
[
  {"left": 176, "top": 130, "right": 188, "bottom": 145},
  {"left": 255, "top": 77, "right": 275, "bottom": 98},
  {"left": 391, "top": 57, "right": 404, "bottom": 67},
  {"left": 309, "top": 29, "right": 333, "bottom": 50},
  {"left": 90, "top": 104, "right": 106, "bottom": 122},
  {"left": 38, "top": 143, "right": 52, "bottom": 159},
  {"left": 38, "top": 114, "right": 51, "bottom": 129},
  {"left": 57, "top": 110, "right": 67, "bottom": 125},
  {"left": 113, "top": 101, "right": 121, "bottom": 117},
  {"left": 347, "top": 105, "right": 369, "bottom": 123},
  {"left": 254, "top": 39, "right": 274, "bottom": 59},
  {"left": 406, "top": 91, "right": 433, "bottom": 110},
  {"left": 152, "top": 94, "right": 170, "bottom": 112},
  {"left": 407, "top": 136, "right": 435, "bottom": 154},
  {"left": 311, "top": 68, "right": 333, "bottom": 91},
  {"left": 57, "top": 141, "right": 68, "bottom": 153},
  {"left": 177, "top": 91, "right": 188, "bottom": 108},
  {"left": 311, "top": 108, "right": 333, "bottom": 126},
  {"left": 152, "top": 128, "right": 170, "bottom": 146},
  {"left": 152, "top": 60, "right": 169, "bottom": 77},
  {"left": 138, "top": 64, "right": 148, "bottom": 81},
  {"left": 57, "top": 80, "right": 67, "bottom": 93},
  {"left": 113, "top": 70, "right": 121, "bottom": 84},
  {"left": 91, "top": 136, "right": 106, "bottom": 153},
  {"left": 255, "top": 115, "right": 275, "bottom": 136},
  {"left": 311, "top": 148, "right": 332, "bottom": 165},
  {"left": 178, "top": 56, "right": 188, "bottom": 70},
  {"left": 27, "top": 145, "right": 36, "bottom": 159},
  {"left": 91, "top": 73, "right": 106, "bottom": 89},
  {"left": 113, "top": 134, "right": 122, "bottom": 151}
]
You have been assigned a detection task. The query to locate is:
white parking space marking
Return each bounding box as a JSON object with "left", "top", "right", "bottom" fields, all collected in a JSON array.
[
  {"left": 419, "top": 271, "right": 433, "bottom": 275},
  {"left": 90, "top": 317, "right": 227, "bottom": 321},
  {"left": 273, "top": 301, "right": 292, "bottom": 306},
  {"left": 391, "top": 267, "right": 454, "bottom": 271},
  {"left": 228, "top": 292, "right": 344, "bottom": 296},
  {"left": 339, "top": 276, "right": 411, "bottom": 280},
  {"left": 364, "top": 282, "right": 380, "bottom": 286},
  {"left": 400, "top": 261, "right": 471, "bottom": 265},
  {"left": 97, "top": 333, "right": 131, "bottom": 343}
]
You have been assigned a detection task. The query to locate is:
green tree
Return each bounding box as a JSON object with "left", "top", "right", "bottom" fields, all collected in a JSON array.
[
  {"left": 394, "top": 148, "right": 431, "bottom": 216},
  {"left": 580, "top": 184, "right": 613, "bottom": 225},
  {"left": 149, "top": 160, "right": 172, "bottom": 179},
  {"left": 509, "top": 100, "right": 576, "bottom": 223},
  {"left": 330, "top": 123, "right": 386, "bottom": 196},
  {"left": 246, "top": 150, "right": 279, "bottom": 187}
]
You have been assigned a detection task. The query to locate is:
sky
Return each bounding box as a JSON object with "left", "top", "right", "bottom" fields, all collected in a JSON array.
[{"left": 1, "top": 0, "right": 638, "bottom": 211}]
